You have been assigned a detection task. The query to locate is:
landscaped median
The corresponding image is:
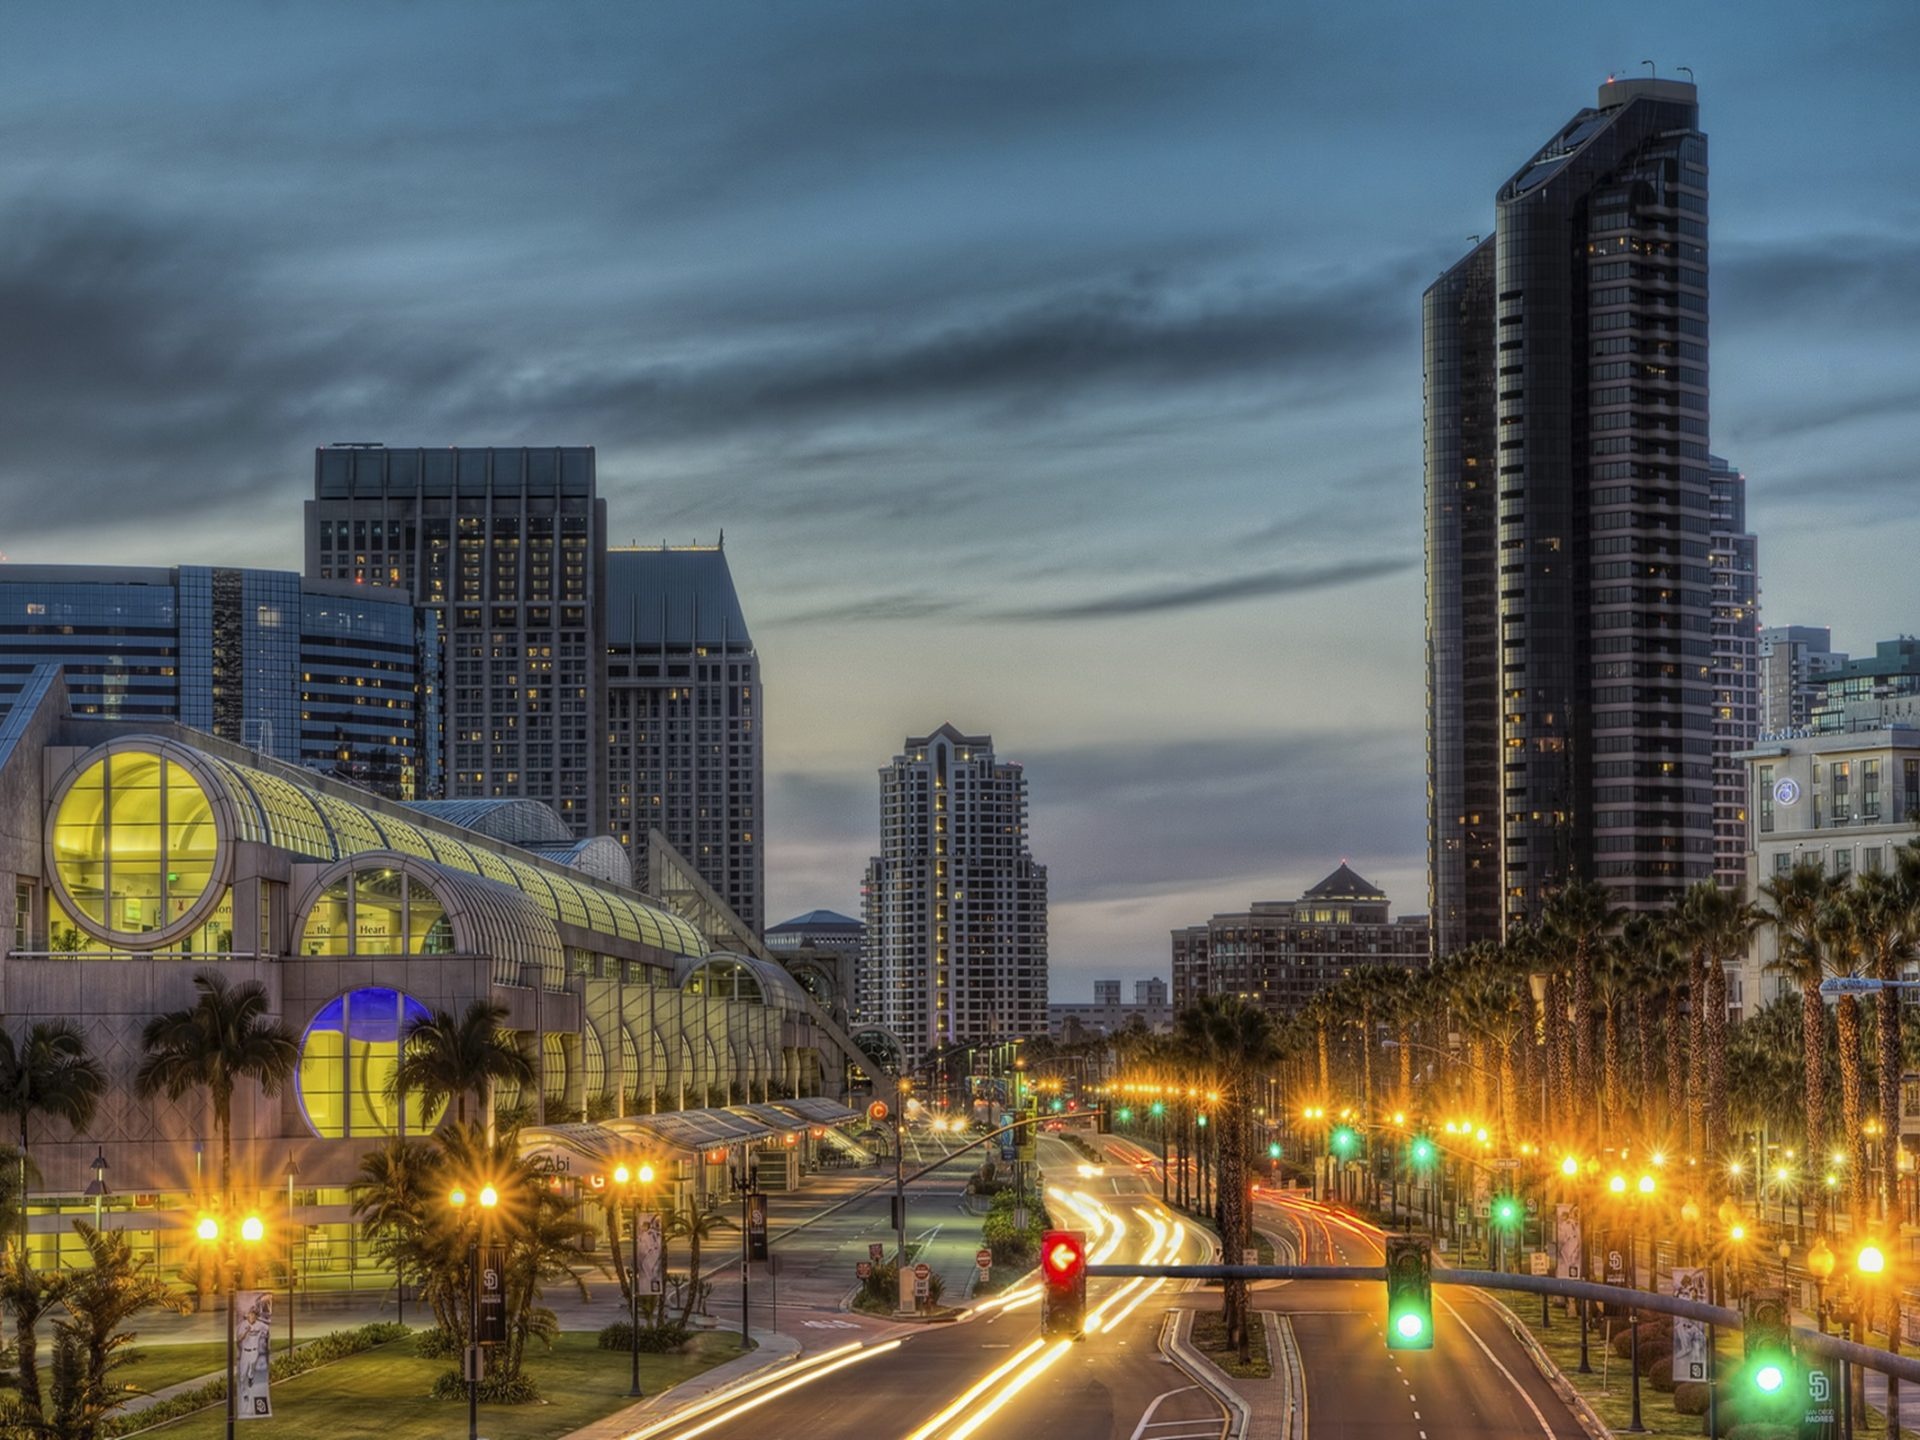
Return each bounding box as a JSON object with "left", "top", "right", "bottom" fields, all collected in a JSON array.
[{"left": 112, "top": 1325, "right": 748, "bottom": 1439}]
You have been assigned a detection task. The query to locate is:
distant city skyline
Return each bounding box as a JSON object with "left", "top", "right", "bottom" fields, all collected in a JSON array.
[{"left": 2, "top": 1, "right": 1916, "bottom": 997}]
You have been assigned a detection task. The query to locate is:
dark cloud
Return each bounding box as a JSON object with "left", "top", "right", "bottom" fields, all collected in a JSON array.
[
  {"left": 768, "top": 592, "right": 962, "bottom": 626},
  {"left": 1717, "top": 235, "right": 1920, "bottom": 326},
  {"left": 1724, "top": 387, "right": 1920, "bottom": 447},
  {"left": 998, "top": 555, "right": 1416, "bottom": 621}
]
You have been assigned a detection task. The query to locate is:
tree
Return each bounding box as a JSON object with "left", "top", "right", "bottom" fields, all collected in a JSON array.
[
  {"left": 390, "top": 1001, "right": 535, "bottom": 1129},
  {"left": 48, "top": 1222, "right": 189, "bottom": 1439},
  {"left": 1817, "top": 896, "right": 1871, "bottom": 1224},
  {"left": 349, "top": 1138, "right": 439, "bottom": 1314},
  {"left": 1855, "top": 854, "right": 1920, "bottom": 1221},
  {"left": 667, "top": 1197, "right": 724, "bottom": 1328},
  {"left": 0, "top": 1246, "right": 65, "bottom": 1426},
  {"left": 1762, "top": 860, "right": 1841, "bottom": 1225},
  {"left": 1543, "top": 878, "right": 1623, "bottom": 1141},
  {"left": 1175, "top": 995, "right": 1281, "bottom": 1363},
  {"left": 135, "top": 972, "right": 297, "bottom": 1216},
  {"left": 0, "top": 1021, "right": 105, "bottom": 1256},
  {"left": 1684, "top": 883, "right": 1761, "bottom": 1160}
]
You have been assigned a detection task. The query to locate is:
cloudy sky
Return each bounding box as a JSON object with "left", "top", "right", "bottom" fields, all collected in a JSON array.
[{"left": 3, "top": 1, "right": 1917, "bottom": 997}]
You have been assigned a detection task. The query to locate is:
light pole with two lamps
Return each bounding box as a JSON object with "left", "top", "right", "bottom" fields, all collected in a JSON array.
[
  {"left": 195, "top": 1212, "right": 266, "bottom": 1440},
  {"left": 612, "top": 1162, "right": 659, "bottom": 1399},
  {"left": 448, "top": 1182, "right": 499, "bottom": 1440}
]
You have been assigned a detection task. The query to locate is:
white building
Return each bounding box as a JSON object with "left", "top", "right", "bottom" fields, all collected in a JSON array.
[
  {"left": 1740, "top": 725, "right": 1920, "bottom": 1009},
  {"left": 860, "top": 725, "right": 1048, "bottom": 1068}
]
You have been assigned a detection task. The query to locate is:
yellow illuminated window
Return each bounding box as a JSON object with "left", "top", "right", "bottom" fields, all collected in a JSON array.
[{"left": 50, "top": 751, "right": 222, "bottom": 943}]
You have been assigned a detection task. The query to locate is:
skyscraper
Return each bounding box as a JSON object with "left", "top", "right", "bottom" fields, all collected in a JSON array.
[
  {"left": 305, "top": 444, "right": 606, "bottom": 834},
  {"left": 0, "top": 565, "right": 436, "bottom": 798},
  {"left": 1757, "top": 625, "right": 1843, "bottom": 733},
  {"left": 1708, "top": 456, "right": 1760, "bottom": 890},
  {"left": 604, "top": 544, "right": 763, "bottom": 931},
  {"left": 1426, "top": 76, "right": 1715, "bottom": 952},
  {"left": 860, "top": 725, "right": 1047, "bottom": 1068}
]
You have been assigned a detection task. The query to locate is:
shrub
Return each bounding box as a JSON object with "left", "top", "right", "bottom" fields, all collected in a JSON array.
[
  {"left": 414, "top": 1327, "right": 462, "bottom": 1359},
  {"left": 1672, "top": 1381, "right": 1711, "bottom": 1416},
  {"left": 598, "top": 1320, "right": 691, "bottom": 1352},
  {"left": 429, "top": 1370, "right": 542, "bottom": 1404}
]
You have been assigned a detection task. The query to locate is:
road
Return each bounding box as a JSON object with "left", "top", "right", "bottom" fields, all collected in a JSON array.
[
  {"left": 1253, "top": 1188, "right": 1588, "bottom": 1440},
  {"left": 624, "top": 1134, "right": 1228, "bottom": 1440}
]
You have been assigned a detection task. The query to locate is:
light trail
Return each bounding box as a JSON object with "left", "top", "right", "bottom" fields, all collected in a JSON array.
[
  {"left": 615, "top": 1342, "right": 865, "bottom": 1440},
  {"left": 1085, "top": 1207, "right": 1166, "bottom": 1331},
  {"left": 630, "top": 1339, "right": 901, "bottom": 1440},
  {"left": 1098, "top": 1213, "right": 1181, "bottom": 1333},
  {"left": 901, "top": 1339, "right": 1047, "bottom": 1440},
  {"left": 942, "top": 1340, "right": 1073, "bottom": 1440}
]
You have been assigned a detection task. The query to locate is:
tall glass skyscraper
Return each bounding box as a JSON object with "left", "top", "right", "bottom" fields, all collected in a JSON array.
[
  {"left": 1426, "top": 77, "right": 1716, "bottom": 953},
  {"left": 305, "top": 445, "right": 606, "bottom": 835},
  {"left": 0, "top": 565, "right": 436, "bottom": 797}
]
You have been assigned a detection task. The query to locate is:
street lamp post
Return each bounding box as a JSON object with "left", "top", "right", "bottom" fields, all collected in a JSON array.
[
  {"left": 614, "top": 1162, "right": 657, "bottom": 1398},
  {"left": 448, "top": 1183, "right": 499, "bottom": 1440},
  {"left": 84, "top": 1148, "right": 110, "bottom": 1232},
  {"left": 282, "top": 1154, "right": 300, "bottom": 1352},
  {"left": 196, "top": 1213, "right": 265, "bottom": 1440}
]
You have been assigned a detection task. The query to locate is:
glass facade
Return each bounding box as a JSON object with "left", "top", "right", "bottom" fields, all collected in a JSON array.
[
  {"left": 49, "top": 751, "right": 223, "bottom": 944},
  {"left": 297, "top": 987, "right": 446, "bottom": 1138},
  {"left": 0, "top": 566, "right": 434, "bottom": 799}
]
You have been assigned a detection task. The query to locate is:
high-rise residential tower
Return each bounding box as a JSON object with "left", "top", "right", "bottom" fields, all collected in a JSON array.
[
  {"left": 860, "top": 725, "right": 1047, "bottom": 1068},
  {"left": 305, "top": 444, "right": 606, "bottom": 834},
  {"left": 604, "top": 544, "right": 763, "bottom": 931},
  {"left": 1757, "top": 625, "right": 1844, "bottom": 733},
  {"left": 1426, "top": 76, "right": 1715, "bottom": 952},
  {"left": 1708, "top": 456, "right": 1760, "bottom": 889}
]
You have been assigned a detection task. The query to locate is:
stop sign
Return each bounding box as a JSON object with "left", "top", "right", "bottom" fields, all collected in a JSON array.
[
  {"left": 976, "top": 1248, "right": 993, "bottom": 1268},
  {"left": 914, "top": 1262, "right": 931, "bottom": 1280}
]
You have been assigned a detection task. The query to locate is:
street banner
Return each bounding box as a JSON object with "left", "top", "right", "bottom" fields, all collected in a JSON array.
[
  {"left": 635, "top": 1212, "right": 664, "bottom": 1296},
  {"left": 1803, "top": 1362, "right": 1838, "bottom": 1439},
  {"left": 236, "top": 1291, "right": 274, "bottom": 1419},
  {"left": 1602, "top": 1231, "right": 1628, "bottom": 1287},
  {"left": 1670, "top": 1267, "right": 1709, "bottom": 1381},
  {"left": 747, "top": 1193, "right": 770, "bottom": 1262},
  {"left": 1554, "top": 1204, "right": 1582, "bottom": 1280},
  {"left": 479, "top": 1243, "right": 508, "bottom": 1345}
]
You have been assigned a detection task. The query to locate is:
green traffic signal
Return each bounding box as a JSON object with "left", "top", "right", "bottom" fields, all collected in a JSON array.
[
  {"left": 1384, "top": 1235, "right": 1433, "bottom": 1351},
  {"left": 1754, "top": 1363, "right": 1784, "bottom": 1394},
  {"left": 1268, "top": 1142, "right": 1283, "bottom": 1159},
  {"left": 1331, "top": 1126, "right": 1356, "bottom": 1155},
  {"left": 1050, "top": 1099, "right": 1064, "bottom": 1113},
  {"left": 1410, "top": 1138, "right": 1436, "bottom": 1166},
  {"left": 1117, "top": 1107, "right": 1133, "bottom": 1123},
  {"left": 1149, "top": 1101, "right": 1165, "bottom": 1117},
  {"left": 1196, "top": 1114, "right": 1209, "bottom": 1127},
  {"left": 1493, "top": 1197, "right": 1519, "bottom": 1227}
]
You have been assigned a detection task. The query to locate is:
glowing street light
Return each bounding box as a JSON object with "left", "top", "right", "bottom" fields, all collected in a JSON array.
[{"left": 196, "top": 1214, "right": 266, "bottom": 1440}]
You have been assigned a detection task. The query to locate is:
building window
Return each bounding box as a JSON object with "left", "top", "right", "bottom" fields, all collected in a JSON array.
[{"left": 296, "top": 987, "right": 446, "bottom": 1138}]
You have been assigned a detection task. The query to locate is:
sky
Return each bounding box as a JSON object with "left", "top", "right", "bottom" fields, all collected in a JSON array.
[{"left": 2, "top": 1, "right": 1917, "bottom": 998}]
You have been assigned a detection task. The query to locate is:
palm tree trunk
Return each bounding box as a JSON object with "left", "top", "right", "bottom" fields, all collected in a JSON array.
[
  {"left": 1687, "top": 947, "right": 1707, "bottom": 1155},
  {"left": 1877, "top": 984, "right": 1901, "bottom": 1225},
  {"left": 1665, "top": 989, "right": 1686, "bottom": 1141},
  {"left": 605, "top": 1204, "right": 630, "bottom": 1300},
  {"left": 1498, "top": 1038, "right": 1516, "bottom": 1150},
  {"left": 217, "top": 1088, "right": 233, "bottom": 1218},
  {"left": 1398, "top": 1016, "right": 1414, "bottom": 1102},
  {"left": 1316, "top": 1023, "right": 1330, "bottom": 1096},
  {"left": 1837, "top": 996, "right": 1869, "bottom": 1226},
  {"left": 1704, "top": 959, "right": 1728, "bottom": 1158},
  {"left": 1572, "top": 944, "right": 1595, "bottom": 1137},
  {"left": 1549, "top": 974, "right": 1572, "bottom": 1127},
  {"left": 1602, "top": 1002, "right": 1622, "bottom": 1134},
  {"left": 1360, "top": 1002, "right": 1376, "bottom": 1121},
  {"left": 1802, "top": 980, "right": 1829, "bottom": 1229},
  {"left": 1633, "top": 991, "right": 1655, "bottom": 1127},
  {"left": 1469, "top": 1040, "right": 1489, "bottom": 1119}
]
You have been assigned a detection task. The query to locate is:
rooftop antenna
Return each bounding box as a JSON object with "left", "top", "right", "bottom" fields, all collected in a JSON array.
[
  {"left": 1641, "top": 59, "right": 1656, "bottom": 77},
  {"left": 1678, "top": 66, "right": 1695, "bottom": 83}
]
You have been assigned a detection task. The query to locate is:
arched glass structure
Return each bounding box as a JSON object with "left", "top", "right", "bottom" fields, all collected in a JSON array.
[
  {"left": 48, "top": 751, "right": 225, "bottom": 946},
  {"left": 299, "top": 867, "right": 454, "bottom": 956},
  {"left": 297, "top": 987, "right": 448, "bottom": 1138}
]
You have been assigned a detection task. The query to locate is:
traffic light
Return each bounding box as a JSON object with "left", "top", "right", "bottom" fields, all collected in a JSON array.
[
  {"left": 1268, "top": 1141, "right": 1284, "bottom": 1160},
  {"left": 1117, "top": 1107, "right": 1133, "bottom": 1124},
  {"left": 1331, "top": 1126, "right": 1357, "bottom": 1157},
  {"left": 1492, "top": 1196, "right": 1520, "bottom": 1229},
  {"left": 1149, "top": 1101, "right": 1165, "bottom": 1117},
  {"left": 1050, "top": 1098, "right": 1064, "bottom": 1114},
  {"left": 1040, "top": 1230, "right": 1088, "bottom": 1339},
  {"left": 1741, "top": 1288, "right": 1794, "bottom": 1404},
  {"left": 1384, "top": 1235, "right": 1433, "bottom": 1350},
  {"left": 1409, "top": 1137, "right": 1436, "bottom": 1167}
]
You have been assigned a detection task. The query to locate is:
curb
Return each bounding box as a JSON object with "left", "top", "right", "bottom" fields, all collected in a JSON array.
[
  {"left": 1162, "top": 1307, "right": 1251, "bottom": 1440},
  {"left": 1476, "top": 1290, "right": 1611, "bottom": 1439}
]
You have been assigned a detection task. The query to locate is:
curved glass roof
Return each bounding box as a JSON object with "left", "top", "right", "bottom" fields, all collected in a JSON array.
[{"left": 90, "top": 739, "right": 704, "bottom": 958}]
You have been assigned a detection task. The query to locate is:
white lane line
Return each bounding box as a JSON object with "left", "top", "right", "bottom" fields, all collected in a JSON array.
[
  {"left": 1436, "top": 1293, "right": 1558, "bottom": 1440},
  {"left": 1129, "top": 1385, "right": 1199, "bottom": 1440}
]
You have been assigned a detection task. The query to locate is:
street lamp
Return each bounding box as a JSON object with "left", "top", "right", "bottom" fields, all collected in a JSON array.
[
  {"left": 196, "top": 1213, "right": 266, "bottom": 1440},
  {"left": 613, "top": 1162, "right": 658, "bottom": 1399},
  {"left": 448, "top": 1182, "right": 499, "bottom": 1440},
  {"left": 83, "top": 1148, "right": 109, "bottom": 1231},
  {"left": 282, "top": 1153, "right": 301, "bottom": 1351},
  {"left": 1807, "top": 1238, "right": 1836, "bottom": 1333}
]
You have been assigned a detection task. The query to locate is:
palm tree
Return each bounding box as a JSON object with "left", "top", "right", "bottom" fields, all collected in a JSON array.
[
  {"left": 349, "top": 1138, "right": 439, "bottom": 1316},
  {"left": 390, "top": 1001, "right": 535, "bottom": 1129},
  {"left": 1592, "top": 930, "right": 1639, "bottom": 1133},
  {"left": 0, "top": 1246, "right": 64, "bottom": 1423},
  {"left": 135, "top": 971, "right": 297, "bottom": 1215},
  {"left": 0, "top": 1021, "right": 105, "bottom": 1255},
  {"left": 668, "top": 1198, "right": 724, "bottom": 1328},
  {"left": 1543, "top": 877, "right": 1622, "bottom": 1140},
  {"left": 1450, "top": 960, "right": 1525, "bottom": 1148},
  {"left": 1687, "top": 883, "right": 1762, "bottom": 1160},
  {"left": 49, "top": 1221, "right": 189, "bottom": 1435},
  {"left": 1817, "top": 896, "right": 1871, "bottom": 1224},
  {"left": 1761, "top": 860, "right": 1840, "bottom": 1223},
  {"left": 1856, "top": 854, "right": 1920, "bottom": 1220},
  {"left": 1176, "top": 995, "right": 1281, "bottom": 1363}
]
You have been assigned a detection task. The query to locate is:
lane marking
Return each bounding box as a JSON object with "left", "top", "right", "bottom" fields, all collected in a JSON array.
[
  {"left": 1436, "top": 1292, "right": 1558, "bottom": 1440},
  {"left": 634, "top": 1340, "right": 902, "bottom": 1440},
  {"left": 1128, "top": 1385, "right": 1199, "bottom": 1440}
]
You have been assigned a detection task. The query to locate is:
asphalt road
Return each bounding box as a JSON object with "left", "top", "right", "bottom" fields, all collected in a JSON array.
[
  {"left": 1255, "top": 1190, "right": 1588, "bottom": 1440},
  {"left": 631, "top": 1135, "right": 1228, "bottom": 1440}
]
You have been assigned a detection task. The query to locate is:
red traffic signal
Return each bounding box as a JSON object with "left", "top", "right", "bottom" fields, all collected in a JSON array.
[{"left": 1040, "top": 1229, "right": 1087, "bottom": 1339}]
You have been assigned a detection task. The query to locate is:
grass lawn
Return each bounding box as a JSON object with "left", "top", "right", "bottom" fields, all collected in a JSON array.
[
  {"left": 1191, "top": 1311, "right": 1272, "bottom": 1380},
  {"left": 1487, "top": 1290, "right": 1734, "bottom": 1439},
  {"left": 114, "top": 1343, "right": 230, "bottom": 1398},
  {"left": 131, "top": 1330, "right": 749, "bottom": 1440}
]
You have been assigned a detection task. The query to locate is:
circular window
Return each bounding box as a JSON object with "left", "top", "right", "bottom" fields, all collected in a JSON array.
[
  {"left": 297, "top": 987, "right": 449, "bottom": 1139},
  {"left": 47, "top": 749, "right": 225, "bottom": 947}
]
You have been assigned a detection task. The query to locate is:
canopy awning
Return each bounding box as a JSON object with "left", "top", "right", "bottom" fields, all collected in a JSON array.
[
  {"left": 772, "top": 1097, "right": 860, "bottom": 1126},
  {"left": 517, "top": 1123, "right": 626, "bottom": 1178},
  {"left": 608, "top": 1106, "right": 772, "bottom": 1156}
]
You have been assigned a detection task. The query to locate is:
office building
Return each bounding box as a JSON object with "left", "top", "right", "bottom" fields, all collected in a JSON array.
[
  {"left": 1171, "top": 865, "right": 1429, "bottom": 1015},
  {"left": 1093, "top": 979, "right": 1122, "bottom": 1006},
  {"left": 605, "top": 545, "right": 763, "bottom": 932},
  {"left": 305, "top": 444, "right": 605, "bottom": 834},
  {"left": 0, "top": 565, "right": 436, "bottom": 798},
  {"left": 1708, "top": 457, "right": 1761, "bottom": 889},
  {"left": 1808, "top": 639, "right": 1920, "bottom": 734},
  {"left": 1135, "top": 977, "right": 1169, "bottom": 1007},
  {"left": 1427, "top": 75, "right": 1715, "bottom": 952},
  {"left": 1047, "top": 978, "right": 1173, "bottom": 1040},
  {"left": 1758, "top": 625, "right": 1844, "bottom": 733},
  {"left": 860, "top": 725, "right": 1048, "bottom": 1068}
]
